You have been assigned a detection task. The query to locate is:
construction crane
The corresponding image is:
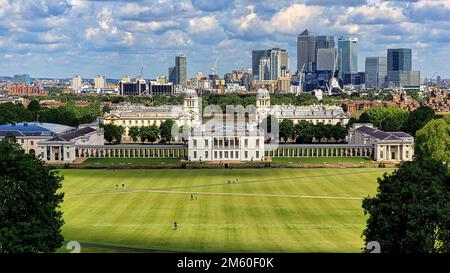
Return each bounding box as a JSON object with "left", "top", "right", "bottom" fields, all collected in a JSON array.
[
  {"left": 210, "top": 56, "right": 220, "bottom": 76},
  {"left": 326, "top": 51, "right": 341, "bottom": 95},
  {"left": 296, "top": 63, "right": 306, "bottom": 96},
  {"left": 430, "top": 72, "right": 437, "bottom": 86}
]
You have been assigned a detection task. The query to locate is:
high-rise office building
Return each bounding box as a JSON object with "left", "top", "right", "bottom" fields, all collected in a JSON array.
[
  {"left": 365, "top": 57, "right": 387, "bottom": 89},
  {"left": 386, "top": 48, "right": 419, "bottom": 87},
  {"left": 338, "top": 37, "right": 358, "bottom": 76},
  {"left": 316, "top": 36, "right": 335, "bottom": 50},
  {"left": 297, "top": 29, "right": 316, "bottom": 73},
  {"left": 252, "top": 48, "right": 288, "bottom": 80},
  {"left": 72, "top": 75, "right": 82, "bottom": 92},
  {"left": 387, "top": 48, "right": 412, "bottom": 72},
  {"left": 93, "top": 75, "right": 106, "bottom": 90},
  {"left": 258, "top": 57, "right": 271, "bottom": 81},
  {"left": 119, "top": 76, "right": 147, "bottom": 96},
  {"left": 316, "top": 48, "right": 338, "bottom": 71},
  {"left": 175, "top": 55, "right": 187, "bottom": 87},
  {"left": 168, "top": 66, "right": 176, "bottom": 83},
  {"left": 13, "top": 74, "right": 31, "bottom": 85}
]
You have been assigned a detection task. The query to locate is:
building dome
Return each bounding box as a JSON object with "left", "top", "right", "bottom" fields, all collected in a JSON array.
[
  {"left": 256, "top": 88, "right": 270, "bottom": 99},
  {"left": 183, "top": 89, "right": 197, "bottom": 97}
]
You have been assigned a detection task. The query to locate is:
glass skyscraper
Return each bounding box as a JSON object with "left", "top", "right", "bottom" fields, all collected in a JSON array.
[
  {"left": 338, "top": 37, "right": 358, "bottom": 75},
  {"left": 365, "top": 57, "right": 387, "bottom": 89},
  {"left": 175, "top": 55, "right": 187, "bottom": 87},
  {"left": 387, "top": 48, "right": 412, "bottom": 71}
]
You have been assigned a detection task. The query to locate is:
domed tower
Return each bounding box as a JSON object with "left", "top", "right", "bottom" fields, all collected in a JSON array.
[
  {"left": 256, "top": 88, "right": 271, "bottom": 121},
  {"left": 183, "top": 89, "right": 200, "bottom": 121}
]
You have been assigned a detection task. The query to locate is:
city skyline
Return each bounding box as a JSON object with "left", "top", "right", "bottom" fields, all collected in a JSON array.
[{"left": 0, "top": 0, "right": 449, "bottom": 79}]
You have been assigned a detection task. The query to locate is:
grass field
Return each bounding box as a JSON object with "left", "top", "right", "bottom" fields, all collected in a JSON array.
[
  {"left": 60, "top": 168, "right": 392, "bottom": 253},
  {"left": 82, "top": 158, "right": 181, "bottom": 165},
  {"left": 271, "top": 157, "right": 372, "bottom": 164}
]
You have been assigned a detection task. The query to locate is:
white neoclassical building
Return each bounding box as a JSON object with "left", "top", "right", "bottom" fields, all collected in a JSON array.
[
  {"left": 255, "top": 88, "right": 350, "bottom": 126},
  {"left": 348, "top": 123, "right": 414, "bottom": 162},
  {"left": 103, "top": 89, "right": 200, "bottom": 142},
  {"left": 187, "top": 117, "right": 265, "bottom": 162}
]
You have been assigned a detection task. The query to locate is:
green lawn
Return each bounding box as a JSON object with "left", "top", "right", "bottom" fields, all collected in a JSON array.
[
  {"left": 271, "top": 157, "right": 373, "bottom": 164},
  {"left": 82, "top": 158, "right": 181, "bottom": 165},
  {"left": 60, "top": 168, "right": 391, "bottom": 253}
]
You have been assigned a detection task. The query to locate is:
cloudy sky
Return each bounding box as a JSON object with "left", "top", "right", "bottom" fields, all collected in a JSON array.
[{"left": 0, "top": 0, "right": 449, "bottom": 79}]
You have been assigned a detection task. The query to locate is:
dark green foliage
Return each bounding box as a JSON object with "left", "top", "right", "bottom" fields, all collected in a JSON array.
[
  {"left": 404, "top": 106, "right": 436, "bottom": 136},
  {"left": 294, "top": 121, "right": 314, "bottom": 143},
  {"left": 362, "top": 159, "right": 450, "bottom": 253},
  {"left": 103, "top": 124, "right": 124, "bottom": 144},
  {"left": 279, "top": 119, "right": 294, "bottom": 143},
  {"left": 128, "top": 126, "right": 140, "bottom": 143},
  {"left": 139, "top": 125, "right": 159, "bottom": 143},
  {"left": 159, "top": 120, "right": 176, "bottom": 143},
  {"left": 0, "top": 138, "right": 64, "bottom": 253}
]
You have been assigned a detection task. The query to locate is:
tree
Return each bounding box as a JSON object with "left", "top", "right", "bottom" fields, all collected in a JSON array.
[
  {"left": 359, "top": 106, "right": 409, "bottom": 129},
  {"left": 362, "top": 159, "right": 450, "bottom": 253},
  {"left": 128, "top": 126, "right": 140, "bottom": 143},
  {"left": 139, "top": 125, "right": 159, "bottom": 144},
  {"left": 313, "top": 122, "right": 327, "bottom": 143},
  {"left": 294, "top": 120, "right": 314, "bottom": 143},
  {"left": 331, "top": 123, "right": 347, "bottom": 142},
  {"left": 279, "top": 119, "right": 294, "bottom": 143},
  {"left": 160, "top": 120, "right": 176, "bottom": 143},
  {"left": 404, "top": 106, "right": 436, "bottom": 136},
  {"left": 380, "top": 115, "right": 404, "bottom": 132},
  {"left": 0, "top": 138, "right": 64, "bottom": 253},
  {"left": 27, "top": 100, "right": 41, "bottom": 112},
  {"left": 103, "top": 124, "right": 124, "bottom": 144},
  {"left": 415, "top": 118, "right": 450, "bottom": 162}
]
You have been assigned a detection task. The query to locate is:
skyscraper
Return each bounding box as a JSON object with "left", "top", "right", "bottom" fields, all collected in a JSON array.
[
  {"left": 93, "top": 75, "right": 106, "bottom": 90},
  {"left": 316, "top": 36, "right": 335, "bottom": 50},
  {"left": 259, "top": 57, "right": 271, "bottom": 81},
  {"left": 365, "top": 57, "right": 387, "bottom": 89},
  {"left": 316, "top": 48, "right": 338, "bottom": 71},
  {"left": 175, "top": 54, "right": 187, "bottom": 87},
  {"left": 168, "top": 66, "right": 176, "bottom": 83},
  {"left": 386, "top": 48, "right": 419, "bottom": 87},
  {"left": 72, "top": 75, "right": 82, "bottom": 92},
  {"left": 252, "top": 48, "right": 288, "bottom": 80},
  {"left": 338, "top": 37, "right": 358, "bottom": 75},
  {"left": 297, "top": 29, "right": 316, "bottom": 73}
]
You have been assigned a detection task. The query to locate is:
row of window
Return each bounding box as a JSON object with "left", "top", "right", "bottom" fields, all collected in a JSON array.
[
  {"left": 193, "top": 138, "right": 260, "bottom": 148},
  {"left": 192, "top": 150, "right": 260, "bottom": 160}
]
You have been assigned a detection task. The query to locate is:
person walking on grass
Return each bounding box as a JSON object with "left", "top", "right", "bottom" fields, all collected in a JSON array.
[
  {"left": 191, "top": 194, "right": 194, "bottom": 201},
  {"left": 115, "top": 184, "right": 118, "bottom": 190},
  {"left": 173, "top": 222, "right": 178, "bottom": 230}
]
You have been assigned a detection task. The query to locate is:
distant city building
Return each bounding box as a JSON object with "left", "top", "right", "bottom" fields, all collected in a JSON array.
[
  {"left": 316, "top": 48, "right": 338, "bottom": 71},
  {"left": 168, "top": 66, "right": 176, "bottom": 83},
  {"left": 386, "top": 48, "right": 419, "bottom": 87},
  {"left": 93, "top": 75, "right": 106, "bottom": 90},
  {"left": 72, "top": 75, "right": 82, "bottom": 92},
  {"left": 315, "top": 36, "right": 335, "bottom": 50},
  {"left": 149, "top": 81, "right": 174, "bottom": 96},
  {"left": 365, "top": 57, "right": 387, "bottom": 89},
  {"left": 338, "top": 37, "right": 358, "bottom": 77},
  {"left": 175, "top": 55, "right": 187, "bottom": 87},
  {"left": 297, "top": 29, "right": 316, "bottom": 73},
  {"left": 119, "top": 77, "right": 147, "bottom": 96},
  {"left": 258, "top": 57, "right": 271, "bottom": 81},
  {"left": 252, "top": 48, "right": 288, "bottom": 80},
  {"left": 13, "top": 74, "right": 31, "bottom": 85},
  {"left": 8, "top": 84, "right": 47, "bottom": 95}
]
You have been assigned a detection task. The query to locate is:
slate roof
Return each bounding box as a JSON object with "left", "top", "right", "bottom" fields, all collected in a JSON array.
[
  {"left": 0, "top": 122, "right": 73, "bottom": 137},
  {"left": 355, "top": 125, "right": 412, "bottom": 141},
  {"left": 46, "top": 127, "right": 96, "bottom": 142}
]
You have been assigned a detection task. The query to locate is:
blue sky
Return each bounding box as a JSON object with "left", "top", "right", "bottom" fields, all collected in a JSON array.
[{"left": 0, "top": 0, "right": 449, "bottom": 79}]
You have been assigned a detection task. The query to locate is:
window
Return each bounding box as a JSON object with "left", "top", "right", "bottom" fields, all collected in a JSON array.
[
  {"left": 225, "top": 151, "right": 228, "bottom": 158},
  {"left": 214, "top": 151, "right": 217, "bottom": 159},
  {"left": 219, "top": 139, "right": 223, "bottom": 147},
  {"left": 256, "top": 151, "right": 259, "bottom": 158},
  {"left": 245, "top": 151, "right": 248, "bottom": 158},
  {"left": 21, "top": 139, "right": 24, "bottom": 144},
  {"left": 235, "top": 151, "right": 239, "bottom": 158},
  {"left": 193, "top": 151, "right": 197, "bottom": 159},
  {"left": 205, "top": 151, "right": 209, "bottom": 158},
  {"left": 204, "top": 139, "right": 208, "bottom": 147},
  {"left": 244, "top": 139, "right": 248, "bottom": 147},
  {"left": 380, "top": 151, "right": 384, "bottom": 159},
  {"left": 406, "top": 151, "right": 409, "bottom": 159},
  {"left": 214, "top": 138, "right": 218, "bottom": 147},
  {"left": 219, "top": 151, "right": 223, "bottom": 158},
  {"left": 230, "top": 151, "right": 234, "bottom": 159},
  {"left": 193, "top": 139, "right": 197, "bottom": 147},
  {"left": 30, "top": 141, "right": 34, "bottom": 145},
  {"left": 256, "top": 139, "right": 260, "bottom": 147},
  {"left": 67, "top": 152, "right": 70, "bottom": 158},
  {"left": 230, "top": 139, "right": 234, "bottom": 147}
]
